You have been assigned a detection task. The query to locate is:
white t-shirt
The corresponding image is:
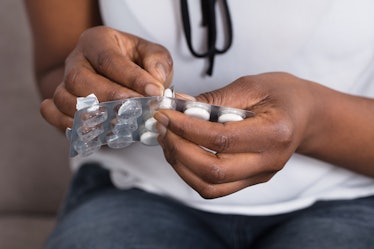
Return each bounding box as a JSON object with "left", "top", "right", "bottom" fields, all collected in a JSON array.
[{"left": 72, "top": 0, "right": 374, "bottom": 215}]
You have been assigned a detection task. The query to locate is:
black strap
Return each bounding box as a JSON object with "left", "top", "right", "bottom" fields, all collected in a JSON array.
[{"left": 180, "top": 0, "right": 233, "bottom": 76}]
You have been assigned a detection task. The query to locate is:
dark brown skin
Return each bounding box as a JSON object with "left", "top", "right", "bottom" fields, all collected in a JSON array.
[{"left": 25, "top": 0, "right": 374, "bottom": 199}]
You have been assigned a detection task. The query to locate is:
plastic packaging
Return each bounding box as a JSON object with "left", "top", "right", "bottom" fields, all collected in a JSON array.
[{"left": 67, "top": 89, "right": 255, "bottom": 157}]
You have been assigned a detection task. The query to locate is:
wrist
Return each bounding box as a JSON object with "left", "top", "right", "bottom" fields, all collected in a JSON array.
[{"left": 295, "top": 81, "right": 334, "bottom": 156}]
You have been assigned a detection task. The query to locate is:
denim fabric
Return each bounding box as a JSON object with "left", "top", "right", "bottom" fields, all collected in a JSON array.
[{"left": 44, "top": 164, "right": 374, "bottom": 249}]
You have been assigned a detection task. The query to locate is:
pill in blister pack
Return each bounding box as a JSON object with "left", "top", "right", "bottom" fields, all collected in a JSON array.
[
  {"left": 67, "top": 89, "right": 255, "bottom": 157},
  {"left": 184, "top": 102, "right": 211, "bottom": 121}
]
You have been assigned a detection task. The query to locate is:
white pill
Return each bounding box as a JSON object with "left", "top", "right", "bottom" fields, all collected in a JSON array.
[
  {"left": 159, "top": 98, "right": 173, "bottom": 109},
  {"left": 145, "top": 117, "right": 158, "bottom": 132},
  {"left": 140, "top": 131, "right": 159, "bottom": 146},
  {"left": 163, "top": 88, "right": 173, "bottom": 98},
  {"left": 184, "top": 107, "right": 210, "bottom": 121},
  {"left": 159, "top": 88, "right": 175, "bottom": 109},
  {"left": 218, "top": 113, "right": 244, "bottom": 123}
]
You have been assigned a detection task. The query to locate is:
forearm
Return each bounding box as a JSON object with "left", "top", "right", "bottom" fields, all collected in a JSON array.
[
  {"left": 36, "top": 66, "right": 65, "bottom": 99},
  {"left": 24, "top": 0, "right": 102, "bottom": 99},
  {"left": 298, "top": 82, "right": 374, "bottom": 177}
]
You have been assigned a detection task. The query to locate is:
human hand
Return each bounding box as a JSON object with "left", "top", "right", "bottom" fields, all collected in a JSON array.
[
  {"left": 154, "top": 72, "right": 315, "bottom": 198},
  {"left": 41, "top": 26, "right": 173, "bottom": 131}
]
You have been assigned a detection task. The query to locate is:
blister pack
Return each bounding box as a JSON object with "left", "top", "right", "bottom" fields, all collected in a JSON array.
[{"left": 66, "top": 89, "right": 255, "bottom": 157}]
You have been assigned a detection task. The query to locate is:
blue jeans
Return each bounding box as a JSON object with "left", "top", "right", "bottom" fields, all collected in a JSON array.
[{"left": 44, "top": 163, "right": 374, "bottom": 249}]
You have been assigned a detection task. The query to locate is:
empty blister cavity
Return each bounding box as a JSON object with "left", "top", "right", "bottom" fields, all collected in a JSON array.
[
  {"left": 79, "top": 106, "right": 108, "bottom": 127},
  {"left": 184, "top": 102, "right": 211, "bottom": 121},
  {"left": 117, "top": 99, "right": 142, "bottom": 120},
  {"left": 73, "top": 138, "right": 102, "bottom": 157},
  {"left": 112, "top": 118, "right": 138, "bottom": 133},
  {"left": 77, "top": 124, "right": 105, "bottom": 142},
  {"left": 218, "top": 108, "right": 246, "bottom": 123},
  {"left": 106, "top": 133, "right": 134, "bottom": 149}
]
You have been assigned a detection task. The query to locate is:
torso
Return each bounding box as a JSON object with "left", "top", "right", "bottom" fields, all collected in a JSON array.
[{"left": 71, "top": 0, "right": 374, "bottom": 215}]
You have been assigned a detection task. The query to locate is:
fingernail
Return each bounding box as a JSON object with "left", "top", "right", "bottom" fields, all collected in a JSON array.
[
  {"left": 153, "top": 111, "right": 169, "bottom": 127},
  {"left": 145, "top": 84, "right": 163, "bottom": 96},
  {"left": 156, "top": 63, "right": 167, "bottom": 82},
  {"left": 154, "top": 111, "right": 169, "bottom": 138},
  {"left": 156, "top": 123, "right": 167, "bottom": 137}
]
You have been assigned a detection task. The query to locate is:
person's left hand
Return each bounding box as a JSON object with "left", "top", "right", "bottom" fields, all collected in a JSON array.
[{"left": 154, "top": 72, "right": 316, "bottom": 198}]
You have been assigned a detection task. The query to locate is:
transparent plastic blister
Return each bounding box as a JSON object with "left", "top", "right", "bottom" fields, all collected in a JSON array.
[{"left": 67, "top": 91, "right": 255, "bottom": 157}]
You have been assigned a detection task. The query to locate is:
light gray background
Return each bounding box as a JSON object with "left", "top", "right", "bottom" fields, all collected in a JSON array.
[{"left": 0, "top": 1, "right": 71, "bottom": 248}]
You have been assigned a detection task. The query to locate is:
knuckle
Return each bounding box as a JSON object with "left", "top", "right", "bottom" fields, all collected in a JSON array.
[
  {"left": 249, "top": 176, "right": 269, "bottom": 188},
  {"left": 106, "top": 87, "right": 123, "bottom": 101},
  {"left": 162, "top": 140, "right": 178, "bottom": 166},
  {"left": 257, "top": 173, "right": 275, "bottom": 185},
  {"left": 204, "top": 162, "right": 227, "bottom": 184},
  {"left": 64, "top": 67, "right": 85, "bottom": 90},
  {"left": 266, "top": 162, "right": 283, "bottom": 174},
  {"left": 80, "top": 26, "right": 96, "bottom": 38},
  {"left": 155, "top": 45, "right": 173, "bottom": 65},
  {"left": 96, "top": 49, "right": 115, "bottom": 73},
  {"left": 52, "top": 87, "right": 64, "bottom": 105},
  {"left": 52, "top": 86, "right": 76, "bottom": 117},
  {"left": 212, "top": 133, "right": 231, "bottom": 152},
  {"left": 152, "top": 45, "right": 167, "bottom": 56},
  {"left": 80, "top": 26, "right": 111, "bottom": 41},
  {"left": 164, "top": 51, "right": 173, "bottom": 67},
  {"left": 198, "top": 185, "right": 221, "bottom": 199},
  {"left": 274, "top": 121, "right": 294, "bottom": 148}
]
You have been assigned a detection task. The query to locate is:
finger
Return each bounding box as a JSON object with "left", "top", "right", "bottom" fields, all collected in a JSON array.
[
  {"left": 84, "top": 49, "right": 165, "bottom": 96},
  {"left": 157, "top": 123, "right": 277, "bottom": 185},
  {"left": 80, "top": 28, "right": 167, "bottom": 96},
  {"left": 194, "top": 76, "right": 263, "bottom": 110},
  {"left": 53, "top": 84, "right": 78, "bottom": 117},
  {"left": 170, "top": 159, "right": 271, "bottom": 199},
  {"left": 137, "top": 39, "right": 174, "bottom": 87},
  {"left": 40, "top": 98, "right": 73, "bottom": 132},
  {"left": 157, "top": 129, "right": 275, "bottom": 198},
  {"left": 65, "top": 52, "right": 143, "bottom": 102},
  {"left": 154, "top": 109, "right": 296, "bottom": 154}
]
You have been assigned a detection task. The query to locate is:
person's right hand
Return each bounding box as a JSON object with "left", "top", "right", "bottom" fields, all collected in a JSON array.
[{"left": 40, "top": 26, "right": 174, "bottom": 131}]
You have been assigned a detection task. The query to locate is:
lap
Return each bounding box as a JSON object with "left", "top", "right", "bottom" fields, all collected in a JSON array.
[
  {"left": 253, "top": 196, "right": 374, "bottom": 249},
  {"left": 46, "top": 190, "right": 227, "bottom": 249},
  {"left": 44, "top": 164, "right": 374, "bottom": 249},
  {"left": 44, "top": 164, "right": 228, "bottom": 249}
]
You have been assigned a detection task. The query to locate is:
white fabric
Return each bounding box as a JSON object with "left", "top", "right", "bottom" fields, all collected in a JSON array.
[{"left": 71, "top": 0, "right": 374, "bottom": 215}]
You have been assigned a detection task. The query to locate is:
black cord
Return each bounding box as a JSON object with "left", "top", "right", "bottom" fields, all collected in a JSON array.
[{"left": 180, "top": 0, "right": 233, "bottom": 76}]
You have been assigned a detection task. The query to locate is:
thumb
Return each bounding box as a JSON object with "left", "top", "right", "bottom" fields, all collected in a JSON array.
[
  {"left": 194, "top": 86, "right": 244, "bottom": 109},
  {"left": 194, "top": 76, "right": 264, "bottom": 110},
  {"left": 175, "top": 92, "right": 196, "bottom": 101}
]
